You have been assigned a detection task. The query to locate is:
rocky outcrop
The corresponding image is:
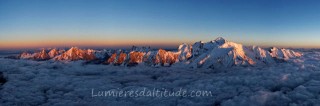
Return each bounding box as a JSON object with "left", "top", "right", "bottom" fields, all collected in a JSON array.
[
  {"left": 128, "top": 51, "right": 146, "bottom": 65},
  {"left": 48, "top": 49, "right": 59, "bottom": 58},
  {"left": 155, "top": 49, "right": 179, "bottom": 66},
  {"left": 55, "top": 47, "right": 96, "bottom": 61},
  {"left": 33, "top": 49, "right": 50, "bottom": 60}
]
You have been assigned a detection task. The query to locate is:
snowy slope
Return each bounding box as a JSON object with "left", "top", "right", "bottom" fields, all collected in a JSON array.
[
  {"left": 177, "top": 43, "right": 192, "bottom": 61},
  {"left": 33, "top": 49, "right": 50, "bottom": 60},
  {"left": 269, "top": 47, "right": 302, "bottom": 60},
  {"left": 188, "top": 37, "right": 302, "bottom": 68},
  {"left": 55, "top": 47, "right": 96, "bottom": 61},
  {"left": 48, "top": 49, "right": 59, "bottom": 58}
]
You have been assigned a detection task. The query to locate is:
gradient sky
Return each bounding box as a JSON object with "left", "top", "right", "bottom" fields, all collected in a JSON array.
[{"left": 0, "top": 0, "right": 320, "bottom": 49}]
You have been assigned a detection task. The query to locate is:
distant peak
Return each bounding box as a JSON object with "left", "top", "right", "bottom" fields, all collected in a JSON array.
[
  {"left": 70, "top": 47, "right": 78, "bottom": 49},
  {"left": 214, "top": 37, "right": 227, "bottom": 44},
  {"left": 180, "top": 43, "right": 188, "bottom": 45},
  {"left": 41, "top": 49, "right": 46, "bottom": 52},
  {"left": 215, "top": 37, "right": 226, "bottom": 41}
]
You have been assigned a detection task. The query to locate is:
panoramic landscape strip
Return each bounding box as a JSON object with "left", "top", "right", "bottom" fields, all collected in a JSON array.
[
  {"left": 14, "top": 37, "right": 302, "bottom": 68},
  {"left": 1, "top": 0, "right": 320, "bottom": 105}
]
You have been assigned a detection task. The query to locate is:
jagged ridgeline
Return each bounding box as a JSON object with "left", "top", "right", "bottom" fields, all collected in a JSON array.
[{"left": 18, "top": 37, "right": 302, "bottom": 68}]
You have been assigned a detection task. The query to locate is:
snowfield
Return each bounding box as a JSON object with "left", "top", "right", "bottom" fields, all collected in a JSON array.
[{"left": 1, "top": 49, "right": 320, "bottom": 106}]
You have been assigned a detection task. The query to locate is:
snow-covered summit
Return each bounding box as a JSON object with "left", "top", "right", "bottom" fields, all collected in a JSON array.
[
  {"left": 189, "top": 38, "right": 302, "bottom": 68},
  {"left": 48, "top": 48, "right": 59, "bottom": 58},
  {"left": 55, "top": 47, "right": 96, "bottom": 61},
  {"left": 214, "top": 37, "right": 227, "bottom": 45},
  {"left": 33, "top": 49, "right": 50, "bottom": 60}
]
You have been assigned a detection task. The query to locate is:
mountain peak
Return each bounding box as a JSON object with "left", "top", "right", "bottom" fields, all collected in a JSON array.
[
  {"left": 33, "top": 49, "right": 50, "bottom": 60},
  {"left": 54, "top": 47, "right": 96, "bottom": 61},
  {"left": 69, "top": 47, "right": 79, "bottom": 50},
  {"left": 48, "top": 48, "right": 59, "bottom": 58},
  {"left": 214, "top": 37, "right": 227, "bottom": 44}
]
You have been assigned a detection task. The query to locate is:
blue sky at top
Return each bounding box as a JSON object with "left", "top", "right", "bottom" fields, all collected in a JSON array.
[{"left": 0, "top": 0, "right": 320, "bottom": 49}]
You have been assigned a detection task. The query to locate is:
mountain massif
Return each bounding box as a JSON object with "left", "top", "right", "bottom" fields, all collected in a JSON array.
[{"left": 18, "top": 37, "right": 302, "bottom": 68}]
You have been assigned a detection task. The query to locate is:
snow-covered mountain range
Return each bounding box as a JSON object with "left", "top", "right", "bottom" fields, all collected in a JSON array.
[
  {"left": 18, "top": 37, "right": 302, "bottom": 68},
  {"left": 3, "top": 38, "right": 319, "bottom": 106}
]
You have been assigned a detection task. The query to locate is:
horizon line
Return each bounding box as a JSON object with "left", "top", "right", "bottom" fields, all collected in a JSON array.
[{"left": 0, "top": 42, "right": 319, "bottom": 50}]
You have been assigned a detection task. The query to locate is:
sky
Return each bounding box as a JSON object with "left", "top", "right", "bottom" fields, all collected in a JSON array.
[{"left": 0, "top": 0, "right": 320, "bottom": 49}]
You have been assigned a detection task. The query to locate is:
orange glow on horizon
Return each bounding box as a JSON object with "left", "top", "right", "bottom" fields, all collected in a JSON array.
[
  {"left": 0, "top": 39, "right": 319, "bottom": 50},
  {"left": 0, "top": 39, "right": 191, "bottom": 49}
]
